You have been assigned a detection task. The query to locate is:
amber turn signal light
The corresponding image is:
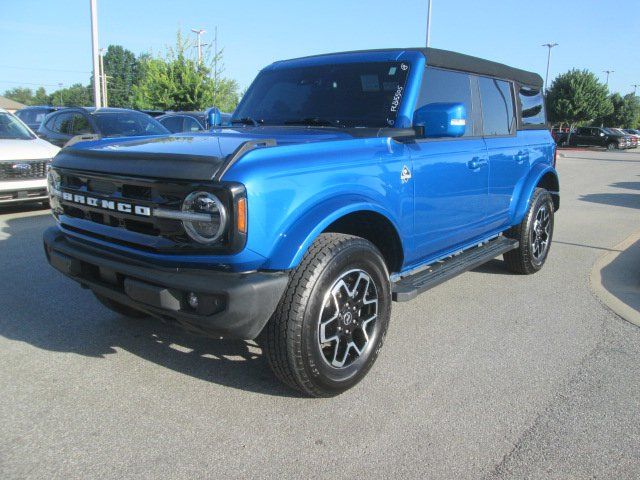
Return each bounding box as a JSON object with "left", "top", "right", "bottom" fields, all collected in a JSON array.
[{"left": 236, "top": 197, "right": 247, "bottom": 234}]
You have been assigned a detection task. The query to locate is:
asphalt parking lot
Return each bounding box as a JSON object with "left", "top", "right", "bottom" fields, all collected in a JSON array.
[{"left": 1, "top": 149, "right": 639, "bottom": 479}]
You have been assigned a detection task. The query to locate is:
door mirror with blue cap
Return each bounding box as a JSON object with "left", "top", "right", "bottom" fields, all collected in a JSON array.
[
  {"left": 413, "top": 102, "right": 467, "bottom": 138},
  {"left": 206, "top": 107, "right": 222, "bottom": 128}
]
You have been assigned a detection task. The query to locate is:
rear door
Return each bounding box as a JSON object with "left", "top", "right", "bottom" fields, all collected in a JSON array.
[
  {"left": 410, "top": 67, "right": 489, "bottom": 261},
  {"left": 479, "top": 76, "right": 527, "bottom": 227}
]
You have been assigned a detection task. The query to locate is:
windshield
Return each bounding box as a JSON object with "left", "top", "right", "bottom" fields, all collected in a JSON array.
[
  {"left": 93, "top": 111, "right": 169, "bottom": 137},
  {"left": 233, "top": 61, "right": 412, "bottom": 128},
  {"left": 16, "top": 108, "right": 52, "bottom": 126},
  {"left": 0, "top": 112, "right": 35, "bottom": 140}
]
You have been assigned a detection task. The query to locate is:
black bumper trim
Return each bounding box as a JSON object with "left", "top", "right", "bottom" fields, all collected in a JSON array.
[{"left": 43, "top": 227, "right": 288, "bottom": 339}]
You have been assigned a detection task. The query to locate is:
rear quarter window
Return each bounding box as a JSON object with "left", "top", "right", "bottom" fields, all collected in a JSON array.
[{"left": 519, "top": 87, "right": 546, "bottom": 127}]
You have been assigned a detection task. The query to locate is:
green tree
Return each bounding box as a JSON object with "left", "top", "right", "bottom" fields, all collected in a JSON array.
[
  {"left": 133, "top": 30, "right": 240, "bottom": 112},
  {"left": 103, "top": 45, "right": 139, "bottom": 108},
  {"left": 32, "top": 87, "right": 50, "bottom": 105},
  {"left": 49, "top": 83, "right": 93, "bottom": 107},
  {"left": 598, "top": 93, "right": 640, "bottom": 128},
  {"left": 4, "top": 87, "right": 35, "bottom": 105},
  {"left": 546, "top": 69, "right": 613, "bottom": 132}
]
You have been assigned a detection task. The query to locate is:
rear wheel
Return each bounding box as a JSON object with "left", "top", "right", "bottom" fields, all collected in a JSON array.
[
  {"left": 504, "top": 188, "right": 554, "bottom": 274},
  {"left": 261, "top": 233, "right": 391, "bottom": 397},
  {"left": 93, "top": 292, "right": 149, "bottom": 318}
]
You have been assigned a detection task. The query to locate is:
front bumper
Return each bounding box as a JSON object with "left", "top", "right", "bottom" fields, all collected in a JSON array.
[
  {"left": 43, "top": 227, "right": 289, "bottom": 339},
  {"left": 0, "top": 179, "right": 48, "bottom": 204}
]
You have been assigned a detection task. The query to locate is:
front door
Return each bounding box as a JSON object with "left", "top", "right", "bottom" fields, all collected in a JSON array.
[{"left": 410, "top": 67, "right": 488, "bottom": 263}]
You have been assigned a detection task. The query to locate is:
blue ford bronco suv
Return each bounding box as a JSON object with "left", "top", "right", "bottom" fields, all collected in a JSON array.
[{"left": 44, "top": 48, "right": 559, "bottom": 397}]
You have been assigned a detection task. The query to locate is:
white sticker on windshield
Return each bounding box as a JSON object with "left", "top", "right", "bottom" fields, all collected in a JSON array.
[{"left": 388, "top": 67, "right": 397, "bottom": 76}]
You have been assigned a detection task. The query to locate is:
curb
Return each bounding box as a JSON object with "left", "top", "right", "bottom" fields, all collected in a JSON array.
[{"left": 590, "top": 230, "right": 640, "bottom": 327}]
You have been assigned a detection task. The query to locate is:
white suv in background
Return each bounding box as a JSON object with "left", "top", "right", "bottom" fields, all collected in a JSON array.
[{"left": 0, "top": 108, "right": 59, "bottom": 206}]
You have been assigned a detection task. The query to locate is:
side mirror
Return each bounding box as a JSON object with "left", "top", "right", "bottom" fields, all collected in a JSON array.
[
  {"left": 414, "top": 102, "right": 466, "bottom": 138},
  {"left": 206, "top": 107, "right": 222, "bottom": 128},
  {"left": 599, "top": 132, "right": 605, "bottom": 137}
]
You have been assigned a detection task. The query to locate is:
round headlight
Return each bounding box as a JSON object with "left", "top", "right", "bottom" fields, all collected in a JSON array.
[{"left": 181, "top": 191, "right": 227, "bottom": 244}]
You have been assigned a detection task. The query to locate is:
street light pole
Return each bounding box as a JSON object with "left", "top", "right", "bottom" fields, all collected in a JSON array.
[
  {"left": 99, "top": 48, "right": 108, "bottom": 107},
  {"left": 632, "top": 84, "right": 639, "bottom": 95},
  {"left": 425, "top": 0, "right": 432, "bottom": 47},
  {"left": 90, "top": 0, "right": 102, "bottom": 108},
  {"left": 603, "top": 70, "right": 614, "bottom": 87},
  {"left": 191, "top": 28, "right": 207, "bottom": 64},
  {"left": 542, "top": 43, "right": 558, "bottom": 91}
]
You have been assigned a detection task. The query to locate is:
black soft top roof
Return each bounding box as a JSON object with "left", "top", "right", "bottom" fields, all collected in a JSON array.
[
  {"left": 283, "top": 47, "right": 543, "bottom": 89},
  {"left": 421, "top": 47, "right": 543, "bottom": 88}
]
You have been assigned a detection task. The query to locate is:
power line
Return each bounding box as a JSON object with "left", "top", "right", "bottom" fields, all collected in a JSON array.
[{"left": 0, "top": 65, "right": 92, "bottom": 74}]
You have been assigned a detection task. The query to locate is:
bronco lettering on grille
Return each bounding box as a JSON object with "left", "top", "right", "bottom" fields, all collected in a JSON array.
[{"left": 61, "top": 191, "right": 151, "bottom": 217}]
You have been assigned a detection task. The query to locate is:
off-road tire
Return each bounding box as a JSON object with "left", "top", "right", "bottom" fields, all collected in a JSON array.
[
  {"left": 94, "top": 293, "right": 149, "bottom": 318},
  {"left": 503, "top": 188, "right": 554, "bottom": 274},
  {"left": 261, "top": 233, "right": 392, "bottom": 397}
]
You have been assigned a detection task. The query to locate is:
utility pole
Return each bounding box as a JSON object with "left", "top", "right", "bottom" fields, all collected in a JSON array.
[
  {"left": 58, "top": 83, "right": 63, "bottom": 107},
  {"left": 191, "top": 28, "right": 208, "bottom": 64},
  {"left": 425, "top": 0, "right": 432, "bottom": 47},
  {"left": 603, "top": 70, "right": 614, "bottom": 87},
  {"left": 542, "top": 43, "right": 558, "bottom": 91},
  {"left": 632, "top": 84, "right": 639, "bottom": 95},
  {"left": 99, "top": 48, "right": 108, "bottom": 107},
  {"left": 90, "top": 0, "right": 102, "bottom": 108}
]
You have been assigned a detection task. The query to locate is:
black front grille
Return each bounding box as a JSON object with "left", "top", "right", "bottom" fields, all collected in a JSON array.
[
  {"left": 54, "top": 168, "right": 235, "bottom": 253},
  {"left": 0, "top": 160, "right": 49, "bottom": 180}
]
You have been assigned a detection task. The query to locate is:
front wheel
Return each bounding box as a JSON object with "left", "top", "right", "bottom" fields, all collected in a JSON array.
[
  {"left": 606, "top": 142, "right": 617, "bottom": 151},
  {"left": 503, "top": 188, "right": 554, "bottom": 274},
  {"left": 261, "top": 233, "right": 391, "bottom": 397}
]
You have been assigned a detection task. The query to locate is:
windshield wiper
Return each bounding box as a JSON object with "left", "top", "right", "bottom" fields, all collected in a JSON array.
[
  {"left": 231, "top": 117, "right": 261, "bottom": 126},
  {"left": 283, "top": 117, "right": 344, "bottom": 128}
]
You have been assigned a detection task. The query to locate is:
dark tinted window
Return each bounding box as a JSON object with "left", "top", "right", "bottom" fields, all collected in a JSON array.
[
  {"left": 519, "top": 87, "right": 546, "bottom": 127},
  {"left": 233, "top": 61, "right": 412, "bottom": 128},
  {"left": 93, "top": 111, "right": 168, "bottom": 137},
  {"left": 416, "top": 67, "right": 476, "bottom": 137},
  {"left": 159, "top": 116, "right": 184, "bottom": 133},
  {"left": 71, "top": 114, "right": 93, "bottom": 135},
  {"left": 52, "top": 113, "right": 74, "bottom": 134},
  {"left": 479, "top": 77, "right": 514, "bottom": 136}
]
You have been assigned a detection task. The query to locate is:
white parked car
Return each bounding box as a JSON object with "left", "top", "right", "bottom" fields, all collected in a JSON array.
[{"left": 0, "top": 108, "right": 60, "bottom": 205}]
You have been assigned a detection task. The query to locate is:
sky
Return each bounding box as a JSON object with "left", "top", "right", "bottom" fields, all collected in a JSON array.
[{"left": 1, "top": 0, "right": 639, "bottom": 98}]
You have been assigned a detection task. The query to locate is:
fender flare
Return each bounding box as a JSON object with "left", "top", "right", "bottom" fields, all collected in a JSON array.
[
  {"left": 262, "top": 194, "right": 404, "bottom": 270},
  {"left": 511, "top": 163, "right": 560, "bottom": 224}
]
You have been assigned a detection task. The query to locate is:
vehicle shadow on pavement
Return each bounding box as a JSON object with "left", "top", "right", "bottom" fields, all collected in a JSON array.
[
  {"left": 599, "top": 237, "right": 640, "bottom": 321},
  {"left": 471, "top": 258, "right": 517, "bottom": 275},
  {"left": 579, "top": 192, "right": 640, "bottom": 210},
  {"left": 0, "top": 214, "right": 299, "bottom": 398}
]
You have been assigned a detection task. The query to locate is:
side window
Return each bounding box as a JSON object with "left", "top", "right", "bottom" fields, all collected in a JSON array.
[
  {"left": 183, "top": 116, "right": 203, "bottom": 132},
  {"left": 71, "top": 114, "right": 93, "bottom": 135},
  {"left": 479, "top": 77, "right": 514, "bottom": 136},
  {"left": 51, "top": 113, "right": 74, "bottom": 134},
  {"left": 518, "top": 86, "right": 546, "bottom": 127},
  {"left": 159, "top": 116, "right": 183, "bottom": 133},
  {"left": 416, "top": 67, "right": 476, "bottom": 137}
]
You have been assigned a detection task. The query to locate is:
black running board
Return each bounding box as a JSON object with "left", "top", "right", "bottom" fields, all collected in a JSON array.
[{"left": 392, "top": 237, "right": 519, "bottom": 302}]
